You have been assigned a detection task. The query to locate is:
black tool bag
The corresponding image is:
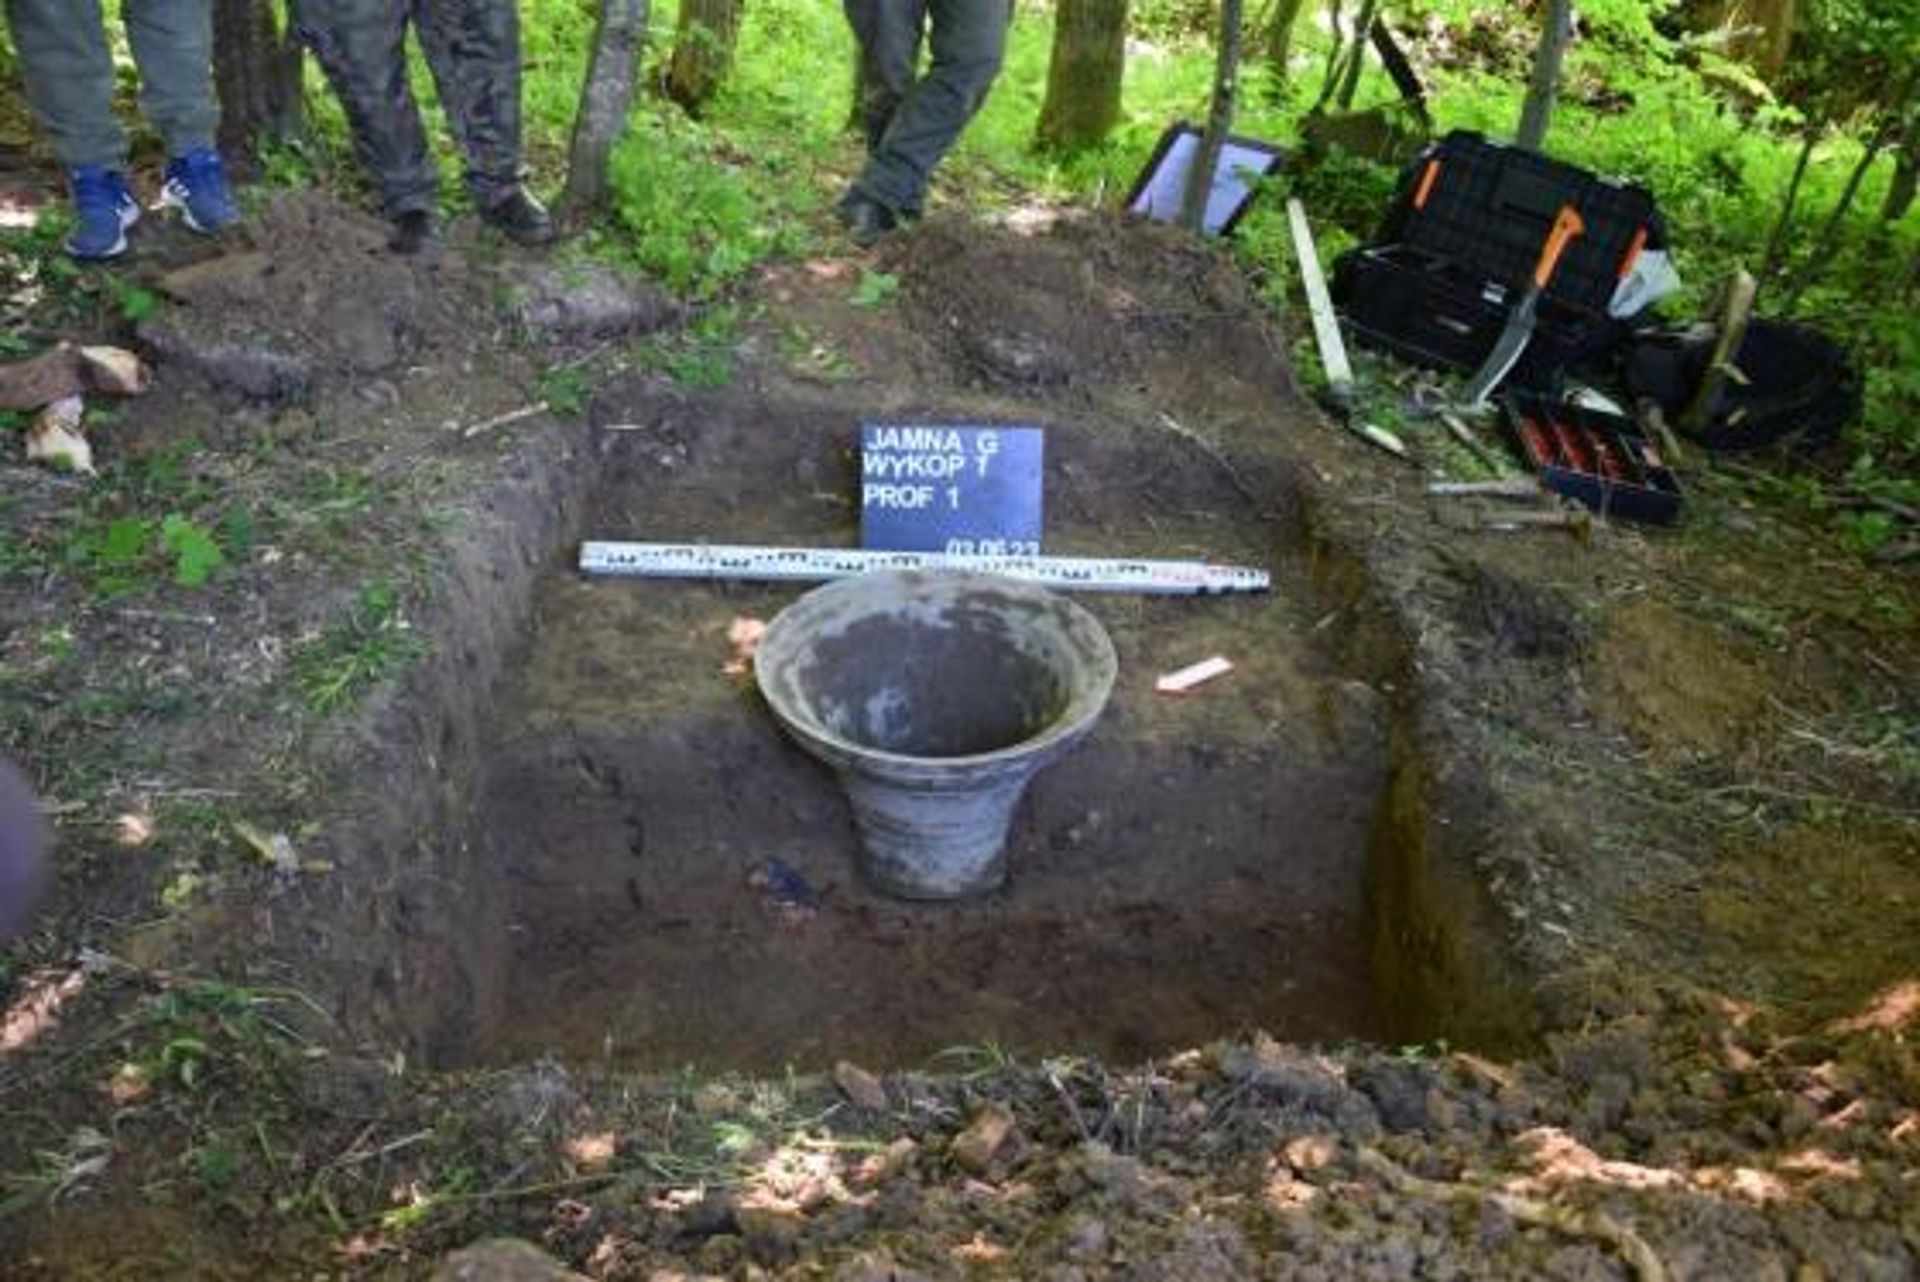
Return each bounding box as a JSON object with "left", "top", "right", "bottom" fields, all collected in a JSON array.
[
  {"left": 1623, "top": 319, "right": 1861, "bottom": 451},
  {"left": 1332, "top": 131, "right": 1664, "bottom": 389}
]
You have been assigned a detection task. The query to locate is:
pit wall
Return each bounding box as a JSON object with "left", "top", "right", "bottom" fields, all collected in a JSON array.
[
  {"left": 266, "top": 419, "right": 600, "bottom": 1061},
  {"left": 1290, "top": 476, "right": 1545, "bottom": 1058},
  {"left": 267, "top": 403, "right": 1543, "bottom": 1066}
]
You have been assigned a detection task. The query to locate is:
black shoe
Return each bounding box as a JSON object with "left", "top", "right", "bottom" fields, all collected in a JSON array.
[
  {"left": 389, "top": 209, "right": 437, "bottom": 255},
  {"left": 481, "top": 187, "right": 556, "bottom": 247},
  {"left": 835, "top": 192, "right": 901, "bottom": 248}
]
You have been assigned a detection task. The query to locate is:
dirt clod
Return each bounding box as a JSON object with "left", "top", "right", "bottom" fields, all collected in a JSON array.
[
  {"left": 950, "top": 1103, "right": 1018, "bottom": 1174},
  {"left": 506, "top": 261, "right": 680, "bottom": 340},
  {"left": 430, "top": 1237, "right": 587, "bottom": 1281},
  {"left": 834, "top": 1060, "right": 889, "bottom": 1112}
]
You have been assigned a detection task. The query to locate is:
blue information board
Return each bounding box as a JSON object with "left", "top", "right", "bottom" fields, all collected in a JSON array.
[{"left": 860, "top": 424, "right": 1045, "bottom": 554}]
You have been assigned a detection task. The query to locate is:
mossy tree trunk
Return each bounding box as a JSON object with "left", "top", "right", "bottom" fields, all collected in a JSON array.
[
  {"left": 1179, "top": 0, "right": 1244, "bottom": 233},
  {"left": 211, "top": 0, "right": 304, "bottom": 165},
  {"left": 1035, "top": 0, "right": 1129, "bottom": 151},
  {"left": 1260, "top": 0, "right": 1307, "bottom": 84},
  {"left": 560, "top": 0, "right": 651, "bottom": 224},
  {"left": 664, "top": 0, "right": 745, "bottom": 116},
  {"left": 1332, "top": 0, "right": 1375, "bottom": 111},
  {"left": 1718, "top": 0, "right": 1795, "bottom": 78},
  {"left": 1883, "top": 129, "right": 1917, "bottom": 224},
  {"left": 1516, "top": 0, "right": 1573, "bottom": 151}
]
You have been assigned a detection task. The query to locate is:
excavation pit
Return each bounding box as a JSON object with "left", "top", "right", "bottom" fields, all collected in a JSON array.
[{"left": 368, "top": 391, "right": 1449, "bottom": 1076}]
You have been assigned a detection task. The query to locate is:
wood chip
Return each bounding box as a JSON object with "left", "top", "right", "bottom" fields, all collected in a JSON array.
[
  {"left": 24, "top": 395, "right": 93, "bottom": 475},
  {"left": 0, "top": 345, "right": 84, "bottom": 411},
  {"left": 1156, "top": 656, "right": 1234, "bottom": 694},
  {"left": 76, "top": 345, "right": 151, "bottom": 396}
]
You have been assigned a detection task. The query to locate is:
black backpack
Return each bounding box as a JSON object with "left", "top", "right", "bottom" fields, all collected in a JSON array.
[{"left": 1622, "top": 319, "right": 1861, "bottom": 451}]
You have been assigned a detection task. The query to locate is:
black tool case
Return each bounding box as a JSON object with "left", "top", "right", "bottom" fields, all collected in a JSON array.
[
  {"left": 1501, "top": 390, "right": 1683, "bottom": 525},
  {"left": 1332, "top": 131, "right": 1662, "bottom": 388}
]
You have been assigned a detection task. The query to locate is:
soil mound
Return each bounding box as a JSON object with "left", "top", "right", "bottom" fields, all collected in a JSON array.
[{"left": 135, "top": 191, "right": 492, "bottom": 401}]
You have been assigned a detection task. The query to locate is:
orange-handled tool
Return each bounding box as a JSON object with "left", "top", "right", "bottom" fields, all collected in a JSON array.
[
  {"left": 1462, "top": 203, "right": 1587, "bottom": 406},
  {"left": 1533, "top": 205, "right": 1587, "bottom": 288}
]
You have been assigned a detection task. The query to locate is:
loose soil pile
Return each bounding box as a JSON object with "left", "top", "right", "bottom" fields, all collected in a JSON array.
[{"left": 1, "top": 192, "right": 1916, "bottom": 1278}]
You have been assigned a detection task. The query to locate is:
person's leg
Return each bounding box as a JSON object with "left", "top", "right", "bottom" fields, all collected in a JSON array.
[
  {"left": 124, "top": 0, "right": 236, "bottom": 232},
  {"left": 851, "top": 0, "right": 1007, "bottom": 218},
  {"left": 413, "top": 0, "right": 523, "bottom": 203},
  {"left": 121, "top": 0, "right": 219, "bottom": 156},
  {"left": 5, "top": 0, "right": 141, "bottom": 257},
  {"left": 843, "top": 0, "right": 926, "bottom": 154},
  {"left": 414, "top": 0, "right": 551, "bottom": 243},
  {"left": 289, "top": 0, "right": 439, "bottom": 220},
  {"left": 3, "top": 0, "right": 126, "bottom": 169}
]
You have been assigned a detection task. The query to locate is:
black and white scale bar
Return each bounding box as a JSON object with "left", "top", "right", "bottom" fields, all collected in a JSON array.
[{"left": 579, "top": 541, "right": 1271, "bottom": 596}]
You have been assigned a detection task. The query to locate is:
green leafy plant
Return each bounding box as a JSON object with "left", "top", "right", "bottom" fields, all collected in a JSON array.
[
  {"left": 607, "top": 115, "right": 787, "bottom": 298},
  {"left": 109, "top": 279, "right": 159, "bottom": 324},
  {"left": 290, "top": 579, "right": 424, "bottom": 713},
  {"left": 849, "top": 269, "right": 900, "bottom": 308},
  {"left": 161, "top": 515, "right": 225, "bottom": 587},
  {"left": 536, "top": 365, "right": 592, "bottom": 417}
]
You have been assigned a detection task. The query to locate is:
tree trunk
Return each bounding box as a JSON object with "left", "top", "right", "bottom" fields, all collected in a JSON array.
[
  {"left": 1781, "top": 61, "right": 1920, "bottom": 305},
  {"left": 1260, "top": 0, "right": 1306, "bottom": 84},
  {"left": 1333, "top": 0, "right": 1376, "bottom": 111},
  {"left": 560, "top": 0, "right": 651, "bottom": 225},
  {"left": 846, "top": 54, "right": 869, "bottom": 135},
  {"left": 1309, "top": 0, "right": 1345, "bottom": 115},
  {"left": 1717, "top": 0, "right": 1795, "bottom": 78},
  {"left": 211, "top": 0, "right": 304, "bottom": 165},
  {"left": 663, "top": 0, "right": 745, "bottom": 116},
  {"left": 1883, "top": 132, "right": 1917, "bottom": 224},
  {"left": 1179, "top": 0, "right": 1244, "bottom": 233},
  {"left": 1758, "top": 125, "right": 1816, "bottom": 282},
  {"left": 1035, "top": 0, "right": 1129, "bottom": 151},
  {"left": 1515, "top": 0, "right": 1573, "bottom": 152}
]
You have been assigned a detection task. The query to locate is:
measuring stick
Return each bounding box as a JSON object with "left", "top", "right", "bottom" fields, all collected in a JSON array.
[
  {"left": 580, "top": 541, "right": 1271, "bottom": 596},
  {"left": 1287, "top": 198, "right": 1354, "bottom": 395}
]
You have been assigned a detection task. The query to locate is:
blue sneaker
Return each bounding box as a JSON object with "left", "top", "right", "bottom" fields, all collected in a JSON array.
[
  {"left": 159, "top": 147, "right": 238, "bottom": 234},
  {"left": 65, "top": 166, "right": 141, "bottom": 261}
]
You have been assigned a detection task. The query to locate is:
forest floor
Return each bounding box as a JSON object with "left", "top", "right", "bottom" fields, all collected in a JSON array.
[{"left": 1, "top": 185, "right": 1918, "bottom": 1279}]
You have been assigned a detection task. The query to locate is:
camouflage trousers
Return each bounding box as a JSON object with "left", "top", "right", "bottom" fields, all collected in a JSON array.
[
  {"left": 290, "top": 0, "right": 526, "bottom": 217},
  {"left": 845, "top": 0, "right": 1010, "bottom": 217}
]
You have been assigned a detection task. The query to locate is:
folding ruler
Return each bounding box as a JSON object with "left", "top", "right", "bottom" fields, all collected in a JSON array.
[{"left": 579, "top": 541, "right": 1270, "bottom": 596}]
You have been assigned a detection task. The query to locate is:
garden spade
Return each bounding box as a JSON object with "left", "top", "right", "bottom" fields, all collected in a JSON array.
[{"left": 1462, "top": 204, "right": 1587, "bottom": 407}]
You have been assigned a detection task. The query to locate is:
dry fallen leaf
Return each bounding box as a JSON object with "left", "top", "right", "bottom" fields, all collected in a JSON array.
[
  {"left": 232, "top": 820, "right": 299, "bottom": 874},
  {"left": 950, "top": 1233, "right": 1006, "bottom": 1264},
  {"left": 25, "top": 395, "right": 94, "bottom": 475},
  {"left": 1, "top": 964, "right": 88, "bottom": 1054},
  {"left": 76, "top": 345, "right": 151, "bottom": 396},
  {"left": 723, "top": 616, "right": 768, "bottom": 675},
  {"left": 115, "top": 811, "right": 156, "bottom": 849},
  {"left": 1832, "top": 980, "right": 1920, "bottom": 1034},
  {"left": 563, "top": 1131, "right": 618, "bottom": 1170},
  {"left": 104, "top": 1061, "right": 152, "bottom": 1105}
]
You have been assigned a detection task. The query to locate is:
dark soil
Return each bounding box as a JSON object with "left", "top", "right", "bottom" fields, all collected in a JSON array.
[{"left": 2, "top": 191, "right": 1917, "bottom": 1279}]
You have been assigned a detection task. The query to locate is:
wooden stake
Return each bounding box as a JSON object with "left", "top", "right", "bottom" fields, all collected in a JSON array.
[{"left": 1681, "top": 269, "right": 1756, "bottom": 436}]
